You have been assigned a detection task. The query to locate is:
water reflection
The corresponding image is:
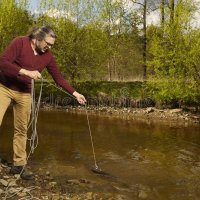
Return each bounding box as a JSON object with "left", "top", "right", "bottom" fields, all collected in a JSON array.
[{"left": 0, "top": 109, "right": 200, "bottom": 199}]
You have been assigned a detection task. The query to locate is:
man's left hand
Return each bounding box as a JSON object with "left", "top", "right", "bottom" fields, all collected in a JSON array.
[{"left": 73, "top": 91, "right": 87, "bottom": 105}]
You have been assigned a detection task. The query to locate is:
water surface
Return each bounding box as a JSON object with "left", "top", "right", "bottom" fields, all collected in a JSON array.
[{"left": 1, "top": 109, "right": 200, "bottom": 199}]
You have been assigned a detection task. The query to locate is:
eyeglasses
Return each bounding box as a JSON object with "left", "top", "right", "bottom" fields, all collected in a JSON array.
[{"left": 44, "top": 39, "right": 54, "bottom": 48}]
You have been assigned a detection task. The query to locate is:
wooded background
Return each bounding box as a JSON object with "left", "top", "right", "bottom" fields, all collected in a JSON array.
[{"left": 0, "top": 0, "right": 199, "bottom": 106}]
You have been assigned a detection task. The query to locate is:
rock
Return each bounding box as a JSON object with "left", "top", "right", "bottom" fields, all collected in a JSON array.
[
  {"left": 67, "top": 179, "right": 80, "bottom": 184},
  {"left": 22, "top": 188, "right": 31, "bottom": 193},
  {"left": 127, "top": 150, "right": 144, "bottom": 161},
  {"left": 86, "top": 192, "right": 93, "bottom": 199},
  {"left": 138, "top": 190, "right": 148, "bottom": 199},
  {"left": 49, "top": 182, "right": 57, "bottom": 187},
  {"left": 115, "top": 194, "right": 127, "bottom": 200},
  {"left": 113, "top": 185, "right": 132, "bottom": 193},
  {"left": 17, "top": 192, "right": 27, "bottom": 197},
  {"left": 80, "top": 178, "right": 91, "bottom": 184},
  {"left": 41, "top": 196, "right": 49, "bottom": 200},
  {"left": 52, "top": 194, "right": 60, "bottom": 200},
  {"left": 46, "top": 171, "right": 50, "bottom": 176},
  {"left": 170, "top": 109, "right": 182, "bottom": 114},
  {"left": 14, "top": 174, "right": 20, "bottom": 179},
  {"left": 146, "top": 107, "right": 155, "bottom": 113},
  {"left": 3, "top": 176, "right": 10, "bottom": 179},
  {"left": 0, "top": 179, "right": 8, "bottom": 186},
  {"left": 0, "top": 188, "right": 4, "bottom": 195},
  {"left": 8, "top": 179, "right": 17, "bottom": 187},
  {"left": 9, "top": 187, "right": 23, "bottom": 194}
]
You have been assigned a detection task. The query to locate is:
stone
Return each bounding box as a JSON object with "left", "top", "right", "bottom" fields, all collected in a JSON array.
[
  {"left": 22, "top": 188, "right": 31, "bottom": 193},
  {"left": 46, "top": 171, "right": 50, "bottom": 176},
  {"left": 41, "top": 196, "right": 49, "bottom": 200},
  {"left": 14, "top": 174, "right": 20, "bottom": 179},
  {"left": 138, "top": 190, "right": 148, "bottom": 199},
  {"left": 17, "top": 192, "right": 27, "bottom": 197},
  {"left": 8, "top": 179, "right": 17, "bottom": 187},
  {"left": 52, "top": 194, "right": 60, "bottom": 200},
  {"left": 86, "top": 192, "right": 93, "bottom": 200},
  {"left": 170, "top": 109, "right": 182, "bottom": 114},
  {"left": 3, "top": 176, "right": 10, "bottom": 179},
  {"left": 67, "top": 179, "right": 80, "bottom": 184},
  {"left": 146, "top": 107, "right": 155, "bottom": 113},
  {"left": 0, "top": 188, "right": 4, "bottom": 195},
  {"left": 0, "top": 179, "right": 8, "bottom": 187},
  {"left": 49, "top": 182, "right": 57, "bottom": 187},
  {"left": 80, "top": 178, "right": 91, "bottom": 184},
  {"left": 9, "top": 187, "right": 23, "bottom": 194}
]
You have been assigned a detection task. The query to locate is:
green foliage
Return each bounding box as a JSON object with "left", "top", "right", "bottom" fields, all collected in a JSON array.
[
  {"left": 147, "top": 0, "right": 200, "bottom": 106},
  {"left": 0, "top": 0, "right": 33, "bottom": 52}
]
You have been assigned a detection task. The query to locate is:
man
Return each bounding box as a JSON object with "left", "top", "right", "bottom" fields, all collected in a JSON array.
[{"left": 0, "top": 26, "right": 86, "bottom": 180}]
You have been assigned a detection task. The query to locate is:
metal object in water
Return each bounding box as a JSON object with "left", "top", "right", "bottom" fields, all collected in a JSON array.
[{"left": 91, "top": 165, "right": 110, "bottom": 176}]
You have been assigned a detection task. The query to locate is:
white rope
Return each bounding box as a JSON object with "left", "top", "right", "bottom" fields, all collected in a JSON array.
[{"left": 3, "top": 79, "right": 44, "bottom": 200}]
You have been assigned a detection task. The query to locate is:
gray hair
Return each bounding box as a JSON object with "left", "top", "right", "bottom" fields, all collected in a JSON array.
[{"left": 27, "top": 26, "right": 57, "bottom": 40}]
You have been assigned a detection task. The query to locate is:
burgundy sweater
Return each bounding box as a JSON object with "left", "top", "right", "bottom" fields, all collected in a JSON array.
[{"left": 0, "top": 36, "right": 75, "bottom": 94}]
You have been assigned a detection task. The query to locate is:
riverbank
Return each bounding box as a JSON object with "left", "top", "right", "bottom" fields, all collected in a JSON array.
[
  {"left": 42, "top": 105, "right": 200, "bottom": 126},
  {"left": 0, "top": 163, "right": 121, "bottom": 200}
]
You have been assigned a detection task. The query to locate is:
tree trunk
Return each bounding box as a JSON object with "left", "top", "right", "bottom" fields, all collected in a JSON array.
[
  {"left": 170, "top": 0, "right": 175, "bottom": 23},
  {"left": 143, "top": 0, "right": 147, "bottom": 79},
  {"left": 160, "top": 0, "right": 165, "bottom": 27}
]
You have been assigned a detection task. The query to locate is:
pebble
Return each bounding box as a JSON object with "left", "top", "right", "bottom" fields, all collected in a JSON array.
[
  {"left": 52, "top": 194, "right": 60, "bottom": 200},
  {"left": 138, "top": 190, "right": 148, "bottom": 199},
  {"left": 146, "top": 107, "right": 154, "bottom": 113},
  {"left": 8, "top": 179, "right": 17, "bottom": 187},
  {"left": 0, "top": 188, "right": 4, "bottom": 195},
  {"left": 170, "top": 109, "right": 182, "bottom": 114},
  {"left": 0, "top": 179, "right": 8, "bottom": 187},
  {"left": 17, "top": 192, "right": 27, "bottom": 197},
  {"left": 46, "top": 171, "right": 50, "bottom": 176},
  {"left": 3, "top": 176, "right": 10, "bottom": 179},
  {"left": 49, "top": 182, "right": 57, "bottom": 187},
  {"left": 67, "top": 179, "right": 80, "bottom": 184},
  {"left": 86, "top": 192, "right": 93, "bottom": 199}
]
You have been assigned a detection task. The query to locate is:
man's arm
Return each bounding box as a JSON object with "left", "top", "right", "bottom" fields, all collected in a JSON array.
[
  {"left": 0, "top": 37, "right": 41, "bottom": 80},
  {"left": 46, "top": 55, "right": 86, "bottom": 104},
  {"left": 0, "top": 37, "right": 23, "bottom": 77}
]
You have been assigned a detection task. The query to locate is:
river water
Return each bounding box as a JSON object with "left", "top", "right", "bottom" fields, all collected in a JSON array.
[{"left": 1, "top": 109, "right": 200, "bottom": 199}]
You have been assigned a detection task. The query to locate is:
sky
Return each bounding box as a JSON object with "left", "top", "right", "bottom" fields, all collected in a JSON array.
[{"left": 27, "top": 0, "right": 200, "bottom": 28}]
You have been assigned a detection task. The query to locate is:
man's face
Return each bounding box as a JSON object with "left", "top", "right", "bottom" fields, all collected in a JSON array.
[{"left": 35, "top": 36, "right": 55, "bottom": 54}]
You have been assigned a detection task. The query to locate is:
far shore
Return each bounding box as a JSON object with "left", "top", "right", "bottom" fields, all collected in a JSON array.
[{"left": 41, "top": 105, "right": 200, "bottom": 126}]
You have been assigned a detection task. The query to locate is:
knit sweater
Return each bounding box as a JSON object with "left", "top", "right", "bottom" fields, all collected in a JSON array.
[{"left": 0, "top": 36, "right": 75, "bottom": 94}]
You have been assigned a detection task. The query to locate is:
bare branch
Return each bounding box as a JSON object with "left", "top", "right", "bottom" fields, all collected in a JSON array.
[{"left": 131, "top": 0, "right": 144, "bottom": 7}]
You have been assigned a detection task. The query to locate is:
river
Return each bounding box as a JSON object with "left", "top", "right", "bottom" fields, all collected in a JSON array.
[{"left": 0, "top": 109, "right": 200, "bottom": 199}]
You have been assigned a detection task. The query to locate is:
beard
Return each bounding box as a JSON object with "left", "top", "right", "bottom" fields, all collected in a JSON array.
[{"left": 35, "top": 45, "right": 48, "bottom": 54}]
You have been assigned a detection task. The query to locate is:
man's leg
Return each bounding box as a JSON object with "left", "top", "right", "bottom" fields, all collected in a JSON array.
[
  {"left": 13, "top": 92, "right": 31, "bottom": 166},
  {"left": 0, "top": 84, "right": 12, "bottom": 126}
]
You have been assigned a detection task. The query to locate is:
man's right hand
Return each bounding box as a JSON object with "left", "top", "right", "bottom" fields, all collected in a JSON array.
[{"left": 19, "top": 69, "right": 42, "bottom": 80}]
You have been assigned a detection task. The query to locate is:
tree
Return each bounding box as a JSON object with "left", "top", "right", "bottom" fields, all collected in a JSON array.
[
  {"left": 147, "top": 0, "right": 200, "bottom": 107},
  {"left": 0, "top": 0, "right": 33, "bottom": 52}
]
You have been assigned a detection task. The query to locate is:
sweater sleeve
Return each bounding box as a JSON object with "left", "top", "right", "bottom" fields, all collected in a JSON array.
[
  {"left": 46, "top": 54, "right": 75, "bottom": 94},
  {"left": 0, "top": 37, "right": 22, "bottom": 77}
]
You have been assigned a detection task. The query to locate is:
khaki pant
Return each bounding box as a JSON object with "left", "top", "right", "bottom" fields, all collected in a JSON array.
[{"left": 0, "top": 84, "right": 31, "bottom": 166}]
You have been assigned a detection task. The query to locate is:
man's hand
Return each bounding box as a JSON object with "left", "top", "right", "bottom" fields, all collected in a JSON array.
[
  {"left": 73, "top": 91, "right": 87, "bottom": 105},
  {"left": 19, "top": 69, "right": 42, "bottom": 80}
]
